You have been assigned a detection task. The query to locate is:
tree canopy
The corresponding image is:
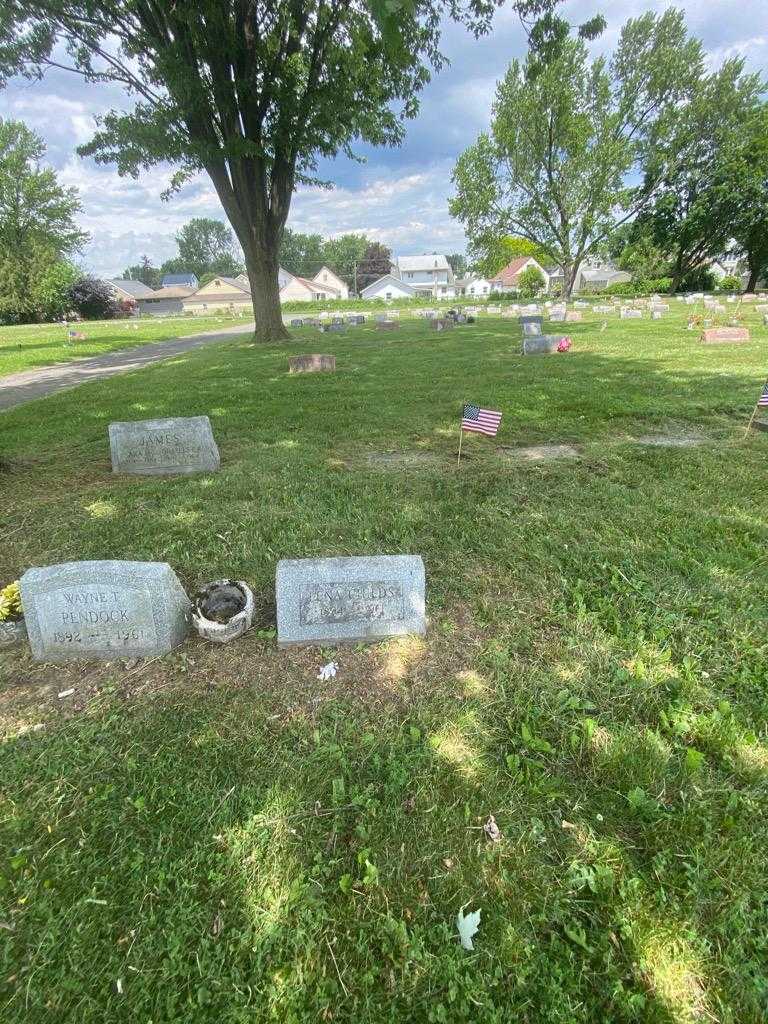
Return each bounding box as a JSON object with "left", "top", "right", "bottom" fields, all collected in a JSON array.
[
  {"left": 0, "top": 0, "right": 548, "bottom": 338},
  {"left": 450, "top": 10, "right": 707, "bottom": 296},
  {"left": 173, "top": 218, "right": 243, "bottom": 279},
  {"left": 0, "top": 118, "right": 85, "bottom": 323}
]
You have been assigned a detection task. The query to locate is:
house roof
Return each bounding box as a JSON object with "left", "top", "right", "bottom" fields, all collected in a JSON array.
[
  {"left": 488, "top": 257, "right": 535, "bottom": 285},
  {"left": 361, "top": 274, "right": 416, "bottom": 296},
  {"left": 202, "top": 276, "right": 252, "bottom": 293},
  {"left": 108, "top": 278, "right": 156, "bottom": 299},
  {"left": 142, "top": 286, "right": 196, "bottom": 299},
  {"left": 292, "top": 275, "right": 342, "bottom": 295},
  {"left": 396, "top": 254, "right": 450, "bottom": 272},
  {"left": 162, "top": 273, "right": 198, "bottom": 287}
]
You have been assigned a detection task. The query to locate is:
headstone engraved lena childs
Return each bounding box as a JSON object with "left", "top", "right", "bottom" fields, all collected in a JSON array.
[
  {"left": 276, "top": 555, "right": 426, "bottom": 647},
  {"left": 109, "top": 416, "right": 220, "bottom": 476},
  {"left": 20, "top": 560, "right": 191, "bottom": 663}
]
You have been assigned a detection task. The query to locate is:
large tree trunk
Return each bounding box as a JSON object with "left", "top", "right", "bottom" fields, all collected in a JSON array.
[
  {"left": 562, "top": 262, "right": 575, "bottom": 299},
  {"left": 745, "top": 251, "right": 760, "bottom": 293},
  {"left": 244, "top": 245, "right": 289, "bottom": 342},
  {"left": 670, "top": 249, "right": 685, "bottom": 294}
]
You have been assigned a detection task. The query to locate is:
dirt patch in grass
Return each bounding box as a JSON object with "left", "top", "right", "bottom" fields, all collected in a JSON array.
[
  {"left": 364, "top": 450, "right": 444, "bottom": 470},
  {"left": 636, "top": 433, "right": 706, "bottom": 447},
  {"left": 497, "top": 443, "right": 580, "bottom": 462}
]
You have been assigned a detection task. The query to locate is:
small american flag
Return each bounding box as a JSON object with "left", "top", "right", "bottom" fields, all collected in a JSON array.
[
  {"left": 758, "top": 382, "right": 768, "bottom": 407},
  {"left": 461, "top": 403, "right": 502, "bottom": 437}
]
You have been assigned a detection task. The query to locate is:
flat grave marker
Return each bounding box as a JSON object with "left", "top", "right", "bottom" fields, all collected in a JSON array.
[
  {"left": 701, "top": 327, "right": 750, "bottom": 344},
  {"left": 20, "top": 560, "right": 191, "bottom": 663},
  {"left": 289, "top": 354, "right": 336, "bottom": 373},
  {"left": 109, "top": 416, "right": 220, "bottom": 476},
  {"left": 276, "top": 554, "right": 426, "bottom": 647}
]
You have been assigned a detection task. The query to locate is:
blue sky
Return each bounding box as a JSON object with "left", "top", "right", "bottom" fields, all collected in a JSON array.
[{"left": 3, "top": 1, "right": 766, "bottom": 276}]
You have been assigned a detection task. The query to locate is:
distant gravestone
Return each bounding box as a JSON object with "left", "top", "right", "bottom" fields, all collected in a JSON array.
[
  {"left": 701, "top": 327, "right": 750, "bottom": 344},
  {"left": 109, "top": 416, "right": 220, "bottom": 476},
  {"left": 322, "top": 323, "right": 346, "bottom": 333},
  {"left": 651, "top": 311, "right": 662, "bottom": 320},
  {"left": 20, "top": 560, "right": 191, "bottom": 663},
  {"left": 564, "top": 311, "right": 583, "bottom": 322},
  {"left": 549, "top": 311, "right": 565, "bottom": 322},
  {"left": 290, "top": 318, "right": 304, "bottom": 327},
  {"left": 620, "top": 308, "right": 643, "bottom": 319},
  {"left": 289, "top": 354, "right": 336, "bottom": 373},
  {"left": 574, "top": 301, "right": 589, "bottom": 308},
  {"left": 376, "top": 320, "right": 399, "bottom": 331},
  {"left": 520, "top": 315, "right": 544, "bottom": 335},
  {"left": 276, "top": 555, "right": 426, "bottom": 647},
  {"left": 430, "top": 318, "right": 455, "bottom": 331},
  {"left": 347, "top": 314, "right": 366, "bottom": 324}
]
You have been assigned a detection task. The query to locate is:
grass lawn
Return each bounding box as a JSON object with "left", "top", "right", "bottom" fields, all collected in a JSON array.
[
  {"left": 1, "top": 309, "right": 768, "bottom": 1023},
  {"left": 0, "top": 314, "right": 251, "bottom": 378}
]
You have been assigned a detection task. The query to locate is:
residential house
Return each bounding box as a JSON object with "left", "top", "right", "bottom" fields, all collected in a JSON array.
[
  {"left": 360, "top": 274, "right": 417, "bottom": 301},
  {"left": 138, "top": 285, "right": 196, "bottom": 316},
  {"left": 574, "top": 265, "right": 631, "bottom": 292},
  {"left": 279, "top": 265, "right": 349, "bottom": 302},
  {"left": 456, "top": 275, "right": 493, "bottom": 298},
  {"left": 489, "top": 257, "right": 549, "bottom": 293},
  {"left": 182, "top": 275, "right": 253, "bottom": 315},
  {"left": 182, "top": 265, "right": 350, "bottom": 314},
  {"left": 161, "top": 272, "right": 199, "bottom": 289},
  {"left": 362, "top": 254, "right": 456, "bottom": 300},
  {"left": 107, "top": 279, "right": 157, "bottom": 308}
]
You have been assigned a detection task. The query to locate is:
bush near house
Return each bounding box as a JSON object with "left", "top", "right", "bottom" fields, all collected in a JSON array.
[
  {"left": 717, "top": 275, "right": 742, "bottom": 293},
  {"left": 67, "top": 276, "right": 121, "bottom": 320}
]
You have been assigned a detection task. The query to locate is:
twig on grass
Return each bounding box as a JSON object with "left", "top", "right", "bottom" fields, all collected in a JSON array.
[
  {"left": 325, "top": 935, "right": 349, "bottom": 998},
  {"left": 254, "top": 802, "right": 360, "bottom": 829}
]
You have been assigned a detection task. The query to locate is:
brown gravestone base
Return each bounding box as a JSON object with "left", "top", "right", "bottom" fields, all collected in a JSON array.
[
  {"left": 289, "top": 354, "right": 336, "bottom": 374},
  {"left": 701, "top": 327, "right": 750, "bottom": 344}
]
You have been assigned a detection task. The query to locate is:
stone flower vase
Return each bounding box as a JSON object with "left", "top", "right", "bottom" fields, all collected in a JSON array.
[
  {"left": 0, "top": 617, "right": 27, "bottom": 647},
  {"left": 192, "top": 580, "right": 254, "bottom": 644}
]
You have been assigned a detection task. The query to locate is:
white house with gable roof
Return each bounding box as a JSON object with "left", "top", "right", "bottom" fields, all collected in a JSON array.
[{"left": 362, "top": 254, "right": 456, "bottom": 300}]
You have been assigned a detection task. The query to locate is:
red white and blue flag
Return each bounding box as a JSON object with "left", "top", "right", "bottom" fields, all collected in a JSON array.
[
  {"left": 758, "top": 382, "right": 768, "bottom": 407},
  {"left": 461, "top": 403, "right": 502, "bottom": 437}
]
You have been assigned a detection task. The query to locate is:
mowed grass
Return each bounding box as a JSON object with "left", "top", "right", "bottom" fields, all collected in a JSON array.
[
  {"left": 1, "top": 310, "right": 768, "bottom": 1023},
  {"left": 0, "top": 314, "right": 250, "bottom": 378}
]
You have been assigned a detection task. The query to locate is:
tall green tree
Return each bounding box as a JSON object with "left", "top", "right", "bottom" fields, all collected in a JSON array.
[
  {"left": 470, "top": 235, "right": 550, "bottom": 277},
  {"left": 639, "top": 59, "right": 762, "bottom": 292},
  {"left": 451, "top": 10, "right": 705, "bottom": 297},
  {"left": 711, "top": 104, "right": 768, "bottom": 293},
  {"left": 123, "top": 255, "right": 161, "bottom": 287},
  {"left": 322, "top": 233, "right": 370, "bottom": 289},
  {"left": 356, "top": 241, "right": 392, "bottom": 291},
  {"left": 0, "top": 0, "right": 563, "bottom": 341},
  {"left": 0, "top": 118, "right": 86, "bottom": 323},
  {"left": 279, "top": 229, "right": 326, "bottom": 279},
  {"left": 174, "top": 217, "right": 243, "bottom": 279}
]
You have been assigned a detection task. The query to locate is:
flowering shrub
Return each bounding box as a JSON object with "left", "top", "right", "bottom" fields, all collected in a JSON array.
[{"left": 0, "top": 581, "right": 22, "bottom": 622}]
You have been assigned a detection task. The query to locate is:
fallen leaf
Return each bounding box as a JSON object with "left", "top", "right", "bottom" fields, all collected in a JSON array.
[
  {"left": 456, "top": 906, "right": 481, "bottom": 951},
  {"left": 442, "top": 858, "right": 454, "bottom": 870}
]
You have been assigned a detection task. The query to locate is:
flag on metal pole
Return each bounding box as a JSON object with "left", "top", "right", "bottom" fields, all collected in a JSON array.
[{"left": 461, "top": 404, "right": 502, "bottom": 437}]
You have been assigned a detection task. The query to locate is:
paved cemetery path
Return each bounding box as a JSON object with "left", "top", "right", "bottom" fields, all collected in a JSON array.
[{"left": 0, "top": 322, "right": 256, "bottom": 412}]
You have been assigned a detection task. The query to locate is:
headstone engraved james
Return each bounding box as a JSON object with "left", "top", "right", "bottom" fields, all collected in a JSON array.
[
  {"left": 276, "top": 555, "right": 426, "bottom": 647},
  {"left": 109, "top": 416, "right": 220, "bottom": 476},
  {"left": 20, "top": 561, "right": 191, "bottom": 663}
]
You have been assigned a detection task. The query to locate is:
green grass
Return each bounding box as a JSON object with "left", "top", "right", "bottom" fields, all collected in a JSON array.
[
  {"left": 1, "top": 310, "right": 768, "bottom": 1023},
  {"left": 0, "top": 314, "right": 249, "bottom": 378}
]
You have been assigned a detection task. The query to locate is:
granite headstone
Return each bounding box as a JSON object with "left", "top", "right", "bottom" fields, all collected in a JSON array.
[
  {"left": 20, "top": 560, "right": 191, "bottom": 663},
  {"left": 276, "top": 554, "right": 426, "bottom": 647},
  {"left": 109, "top": 416, "right": 220, "bottom": 476},
  {"left": 289, "top": 354, "right": 336, "bottom": 373}
]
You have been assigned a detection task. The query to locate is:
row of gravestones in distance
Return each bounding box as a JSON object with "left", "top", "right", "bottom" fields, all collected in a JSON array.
[{"left": 18, "top": 555, "right": 426, "bottom": 662}]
